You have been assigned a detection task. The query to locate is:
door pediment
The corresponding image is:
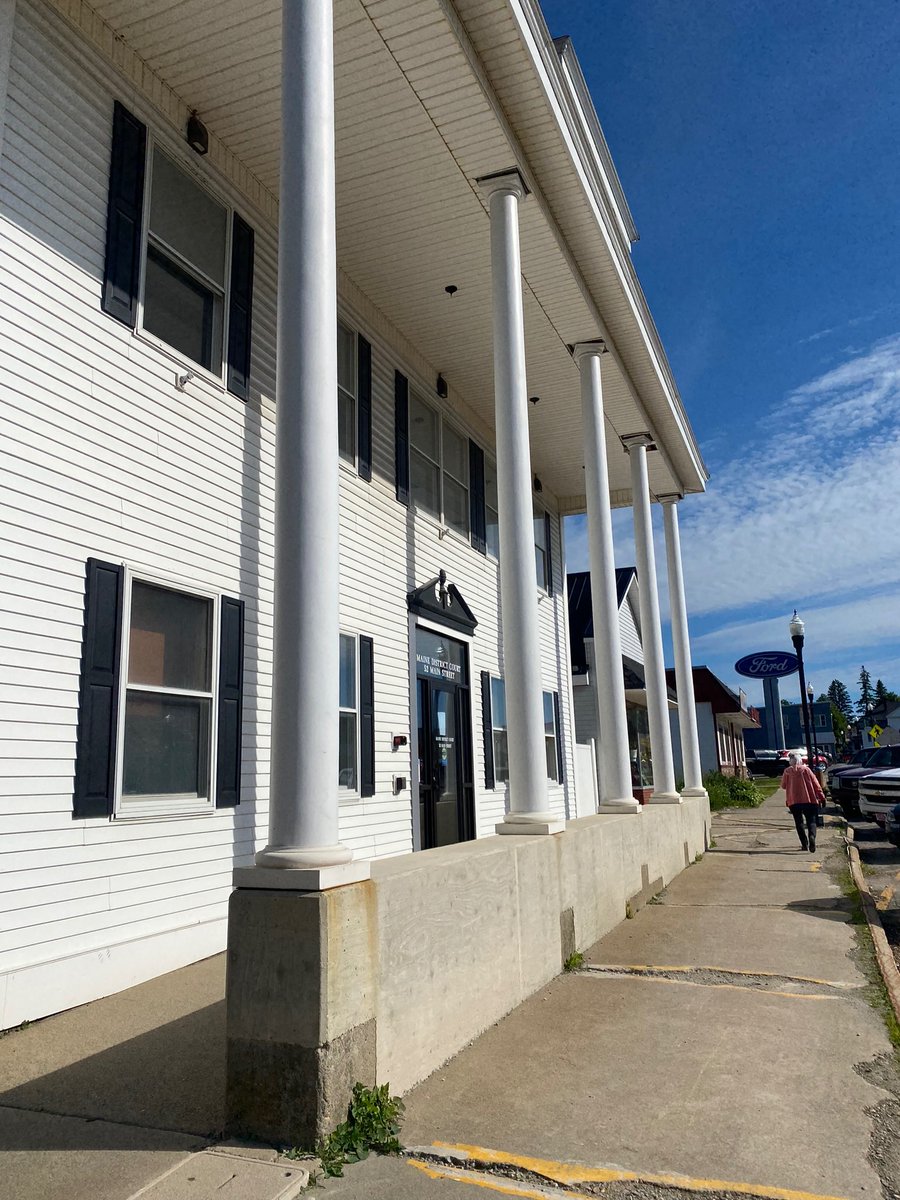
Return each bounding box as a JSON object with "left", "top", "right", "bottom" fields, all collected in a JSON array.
[{"left": 407, "top": 570, "right": 477, "bottom": 635}]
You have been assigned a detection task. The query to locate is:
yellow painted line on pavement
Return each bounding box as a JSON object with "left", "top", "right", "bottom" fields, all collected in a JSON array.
[
  {"left": 586, "top": 963, "right": 856, "bottom": 989},
  {"left": 425, "top": 1142, "right": 851, "bottom": 1200},
  {"left": 877, "top": 885, "right": 894, "bottom": 911},
  {"left": 409, "top": 1160, "right": 560, "bottom": 1198}
]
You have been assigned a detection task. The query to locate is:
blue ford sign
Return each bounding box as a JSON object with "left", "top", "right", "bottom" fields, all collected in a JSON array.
[{"left": 734, "top": 651, "right": 799, "bottom": 679}]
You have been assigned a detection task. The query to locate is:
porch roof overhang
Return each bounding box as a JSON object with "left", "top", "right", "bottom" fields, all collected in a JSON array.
[{"left": 76, "top": 0, "right": 709, "bottom": 511}]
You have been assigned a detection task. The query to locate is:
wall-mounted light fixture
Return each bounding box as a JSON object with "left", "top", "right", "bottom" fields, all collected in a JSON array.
[
  {"left": 533, "top": 475, "right": 543, "bottom": 493},
  {"left": 436, "top": 374, "right": 448, "bottom": 399},
  {"left": 175, "top": 370, "right": 195, "bottom": 392},
  {"left": 529, "top": 395, "right": 540, "bottom": 406},
  {"left": 186, "top": 112, "right": 209, "bottom": 156}
]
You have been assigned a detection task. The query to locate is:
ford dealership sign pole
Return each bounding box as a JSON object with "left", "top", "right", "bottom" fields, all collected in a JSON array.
[{"left": 735, "top": 651, "right": 799, "bottom": 751}]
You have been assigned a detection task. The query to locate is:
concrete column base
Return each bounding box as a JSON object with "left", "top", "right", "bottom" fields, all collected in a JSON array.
[
  {"left": 225, "top": 884, "right": 376, "bottom": 1147},
  {"left": 597, "top": 799, "right": 642, "bottom": 814},
  {"left": 648, "top": 792, "right": 682, "bottom": 805},
  {"left": 495, "top": 815, "right": 566, "bottom": 835},
  {"left": 234, "top": 861, "right": 371, "bottom": 891},
  {"left": 680, "top": 787, "right": 708, "bottom": 800}
]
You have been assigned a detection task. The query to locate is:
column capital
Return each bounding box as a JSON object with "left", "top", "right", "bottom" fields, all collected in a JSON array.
[
  {"left": 571, "top": 339, "right": 608, "bottom": 364},
  {"left": 656, "top": 492, "right": 684, "bottom": 505},
  {"left": 621, "top": 432, "right": 656, "bottom": 452},
  {"left": 477, "top": 167, "right": 530, "bottom": 203}
]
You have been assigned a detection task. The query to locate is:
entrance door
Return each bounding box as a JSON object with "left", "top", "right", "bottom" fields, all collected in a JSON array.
[{"left": 415, "top": 629, "right": 474, "bottom": 849}]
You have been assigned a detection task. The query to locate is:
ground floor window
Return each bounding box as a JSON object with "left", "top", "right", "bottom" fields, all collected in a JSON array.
[
  {"left": 339, "top": 633, "right": 359, "bottom": 792},
  {"left": 118, "top": 575, "right": 218, "bottom": 817},
  {"left": 491, "top": 677, "right": 509, "bottom": 785},
  {"left": 543, "top": 691, "right": 560, "bottom": 782}
]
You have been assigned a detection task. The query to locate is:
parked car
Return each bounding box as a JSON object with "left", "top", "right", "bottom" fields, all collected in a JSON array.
[
  {"left": 884, "top": 802, "right": 900, "bottom": 847},
  {"left": 827, "top": 748, "right": 873, "bottom": 790},
  {"left": 746, "top": 749, "right": 787, "bottom": 777},
  {"left": 859, "top": 769, "right": 900, "bottom": 828},
  {"left": 832, "top": 745, "right": 900, "bottom": 818},
  {"left": 776, "top": 747, "right": 828, "bottom": 769}
]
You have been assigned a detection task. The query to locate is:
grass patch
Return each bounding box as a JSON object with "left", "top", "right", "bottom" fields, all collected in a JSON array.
[
  {"left": 563, "top": 951, "right": 584, "bottom": 972},
  {"left": 836, "top": 865, "right": 900, "bottom": 1053},
  {"left": 705, "top": 772, "right": 766, "bottom": 812}
]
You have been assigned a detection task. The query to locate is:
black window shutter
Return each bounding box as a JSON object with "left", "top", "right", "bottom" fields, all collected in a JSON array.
[
  {"left": 102, "top": 102, "right": 147, "bottom": 328},
  {"left": 481, "top": 671, "right": 495, "bottom": 790},
  {"left": 216, "top": 596, "right": 245, "bottom": 807},
  {"left": 544, "top": 511, "right": 554, "bottom": 595},
  {"left": 469, "top": 440, "right": 486, "bottom": 555},
  {"left": 394, "top": 370, "right": 409, "bottom": 505},
  {"left": 553, "top": 691, "right": 565, "bottom": 784},
  {"left": 357, "top": 335, "right": 372, "bottom": 481},
  {"left": 359, "top": 636, "right": 375, "bottom": 797},
  {"left": 73, "top": 559, "right": 124, "bottom": 819},
  {"left": 226, "top": 214, "right": 255, "bottom": 400}
]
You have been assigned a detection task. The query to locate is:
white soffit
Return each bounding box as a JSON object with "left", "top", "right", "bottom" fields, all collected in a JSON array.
[{"left": 80, "top": 0, "right": 705, "bottom": 507}]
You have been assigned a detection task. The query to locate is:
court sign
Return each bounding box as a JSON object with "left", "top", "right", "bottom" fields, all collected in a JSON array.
[{"left": 734, "top": 651, "right": 799, "bottom": 679}]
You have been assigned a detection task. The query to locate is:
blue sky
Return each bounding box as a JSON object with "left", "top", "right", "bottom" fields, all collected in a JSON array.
[{"left": 541, "top": 0, "right": 900, "bottom": 709}]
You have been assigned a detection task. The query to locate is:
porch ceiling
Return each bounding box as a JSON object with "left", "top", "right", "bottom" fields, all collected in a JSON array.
[{"left": 86, "top": 0, "right": 708, "bottom": 511}]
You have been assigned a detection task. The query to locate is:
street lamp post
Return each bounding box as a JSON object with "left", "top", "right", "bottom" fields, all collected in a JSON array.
[
  {"left": 789, "top": 611, "right": 815, "bottom": 770},
  {"left": 807, "top": 682, "right": 820, "bottom": 764}
]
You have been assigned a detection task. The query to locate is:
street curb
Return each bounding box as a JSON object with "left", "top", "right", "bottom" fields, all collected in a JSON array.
[{"left": 845, "top": 826, "right": 900, "bottom": 1025}]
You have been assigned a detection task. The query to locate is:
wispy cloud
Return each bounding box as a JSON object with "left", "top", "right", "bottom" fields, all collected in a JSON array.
[{"left": 679, "top": 333, "right": 900, "bottom": 624}]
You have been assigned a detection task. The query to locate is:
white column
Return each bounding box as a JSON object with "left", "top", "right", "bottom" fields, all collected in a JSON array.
[
  {"left": 574, "top": 343, "right": 639, "bottom": 814},
  {"left": 479, "top": 170, "right": 563, "bottom": 836},
  {"left": 625, "top": 436, "right": 680, "bottom": 803},
  {"left": 661, "top": 497, "right": 705, "bottom": 796},
  {"left": 252, "top": 0, "right": 367, "bottom": 885}
]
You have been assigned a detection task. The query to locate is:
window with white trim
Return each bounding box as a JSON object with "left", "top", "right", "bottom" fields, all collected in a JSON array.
[
  {"left": 142, "top": 147, "right": 230, "bottom": 375},
  {"left": 339, "top": 633, "right": 359, "bottom": 792},
  {"left": 337, "top": 320, "right": 357, "bottom": 464},
  {"left": 543, "top": 691, "right": 560, "bottom": 783},
  {"left": 409, "top": 391, "right": 469, "bottom": 537},
  {"left": 534, "top": 503, "right": 550, "bottom": 590},
  {"left": 485, "top": 458, "right": 500, "bottom": 559},
  {"left": 118, "top": 577, "right": 217, "bottom": 816},
  {"left": 490, "top": 676, "right": 509, "bottom": 785}
]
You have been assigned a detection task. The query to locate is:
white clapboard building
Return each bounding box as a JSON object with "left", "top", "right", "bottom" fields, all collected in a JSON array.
[{"left": 0, "top": 0, "right": 709, "bottom": 1034}]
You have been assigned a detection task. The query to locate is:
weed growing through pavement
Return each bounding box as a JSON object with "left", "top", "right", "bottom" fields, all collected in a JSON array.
[
  {"left": 300, "top": 1082, "right": 405, "bottom": 1178},
  {"left": 625, "top": 901, "right": 634, "bottom": 919},
  {"left": 709, "top": 838, "right": 717, "bottom": 849},
  {"left": 0, "top": 1019, "right": 31, "bottom": 1039},
  {"left": 563, "top": 951, "right": 584, "bottom": 972},
  {"left": 694, "top": 852, "right": 703, "bottom": 863}
]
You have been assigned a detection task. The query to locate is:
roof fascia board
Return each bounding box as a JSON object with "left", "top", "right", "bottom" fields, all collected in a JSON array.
[{"left": 504, "top": 0, "right": 708, "bottom": 491}]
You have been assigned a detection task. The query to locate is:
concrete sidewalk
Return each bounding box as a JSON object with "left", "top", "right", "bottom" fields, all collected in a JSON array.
[{"left": 2, "top": 796, "right": 899, "bottom": 1200}]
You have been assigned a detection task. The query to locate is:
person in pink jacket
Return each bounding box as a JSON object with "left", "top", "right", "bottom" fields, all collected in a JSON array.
[{"left": 782, "top": 751, "right": 825, "bottom": 852}]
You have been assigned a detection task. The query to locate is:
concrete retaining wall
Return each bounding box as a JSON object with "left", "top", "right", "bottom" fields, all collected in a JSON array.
[{"left": 226, "top": 795, "right": 710, "bottom": 1144}]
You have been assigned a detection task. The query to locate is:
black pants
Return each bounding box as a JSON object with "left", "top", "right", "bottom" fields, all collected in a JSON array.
[{"left": 791, "top": 803, "right": 819, "bottom": 848}]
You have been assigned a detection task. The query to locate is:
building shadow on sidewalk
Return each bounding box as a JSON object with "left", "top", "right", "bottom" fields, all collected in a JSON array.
[{"left": 0, "top": 1000, "right": 225, "bottom": 1148}]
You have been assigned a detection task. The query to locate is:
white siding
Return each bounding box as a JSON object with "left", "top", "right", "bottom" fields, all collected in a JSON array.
[
  {"left": 0, "top": 0, "right": 577, "bottom": 1025},
  {"left": 618, "top": 588, "right": 643, "bottom": 666}
]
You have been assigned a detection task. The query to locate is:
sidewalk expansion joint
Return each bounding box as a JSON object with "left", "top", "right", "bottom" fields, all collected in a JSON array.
[
  {"left": 578, "top": 963, "right": 861, "bottom": 997},
  {"left": 404, "top": 1142, "right": 853, "bottom": 1200}
]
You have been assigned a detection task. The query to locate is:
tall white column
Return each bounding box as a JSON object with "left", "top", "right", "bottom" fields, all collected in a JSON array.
[
  {"left": 479, "top": 170, "right": 563, "bottom": 836},
  {"left": 253, "top": 0, "right": 367, "bottom": 884},
  {"left": 625, "top": 436, "right": 680, "bottom": 803},
  {"left": 574, "top": 343, "right": 639, "bottom": 814},
  {"left": 661, "top": 497, "right": 705, "bottom": 796}
]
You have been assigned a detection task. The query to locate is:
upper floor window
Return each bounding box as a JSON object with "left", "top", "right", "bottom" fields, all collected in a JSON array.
[
  {"left": 101, "top": 102, "right": 255, "bottom": 400},
  {"left": 337, "top": 321, "right": 357, "bottom": 463},
  {"left": 485, "top": 459, "right": 500, "bottom": 559},
  {"left": 144, "top": 149, "right": 228, "bottom": 374},
  {"left": 534, "top": 504, "right": 550, "bottom": 591},
  {"left": 410, "top": 392, "right": 469, "bottom": 538}
]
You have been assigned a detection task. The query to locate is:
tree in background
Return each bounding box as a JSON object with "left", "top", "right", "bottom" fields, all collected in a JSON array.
[
  {"left": 827, "top": 679, "right": 854, "bottom": 719},
  {"left": 857, "top": 666, "right": 873, "bottom": 717},
  {"left": 875, "top": 679, "right": 900, "bottom": 708}
]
